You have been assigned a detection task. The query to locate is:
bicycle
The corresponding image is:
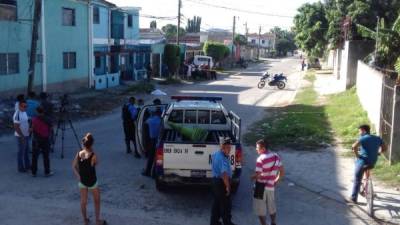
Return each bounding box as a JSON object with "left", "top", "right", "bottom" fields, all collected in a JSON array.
[{"left": 360, "top": 166, "right": 375, "bottom": 217}]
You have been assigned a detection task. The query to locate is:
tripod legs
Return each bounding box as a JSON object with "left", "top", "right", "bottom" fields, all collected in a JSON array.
[{"left": 54, "top": 118, "right": 81, "bottom": 159}]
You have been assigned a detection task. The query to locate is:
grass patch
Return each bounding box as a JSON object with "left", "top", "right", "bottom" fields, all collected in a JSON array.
[
  {"left": 325, "top": 88, "right": 371, "bottom": 149},
  {"left": 374, "top": 158, "right": 400, "bottom": 186},
  {"left": 126, "top": 81, "right": 155, "bottom": 94},
  {"left": 158, "top": 77, "right": 183, "bottom": 85},
  {"left": 244, "top": 71, "right": 332, "bottom": 149},
  {"left": 304, "top": 70, "right": 317, "bottom": 82}
]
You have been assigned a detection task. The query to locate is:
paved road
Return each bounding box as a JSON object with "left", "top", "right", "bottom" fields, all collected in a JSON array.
[{"left": 0, "top": 58, "right": 380, "bottom": 225}]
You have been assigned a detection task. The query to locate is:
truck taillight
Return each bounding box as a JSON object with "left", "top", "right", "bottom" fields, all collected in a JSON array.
[
  {"left": 156, "top": 146, "right": 164, "bottom": 166},
  {"left": 235, "top": 145, "right": 242, "bottom": 167}
]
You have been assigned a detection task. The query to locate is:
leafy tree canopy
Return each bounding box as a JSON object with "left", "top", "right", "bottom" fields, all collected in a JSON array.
[
  {"left": 293, "top": 2, "right": 328, "bottom": 58},
  {"left": 203, "top": 42, "right": 230, "bottom": 62},
  {"left": 162, "top": 24, "right": 186, "bottom": 39}
]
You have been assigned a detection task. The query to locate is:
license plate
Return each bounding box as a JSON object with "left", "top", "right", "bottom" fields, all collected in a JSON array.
[{"left": 191, "top": 170, "right": 206, "bottom": 178}]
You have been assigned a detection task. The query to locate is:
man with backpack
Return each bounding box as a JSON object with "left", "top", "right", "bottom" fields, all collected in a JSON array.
[
  {"left": 31, "top": 107, "right": 53, "bottom": 177},
  {"left": 122, "top": 97, "right": 140, "bottom": 157}
]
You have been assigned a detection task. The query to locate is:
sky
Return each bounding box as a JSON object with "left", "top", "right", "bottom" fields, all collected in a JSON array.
[{"left": 109, "top": 0, "right": 318, "bottom": 34}]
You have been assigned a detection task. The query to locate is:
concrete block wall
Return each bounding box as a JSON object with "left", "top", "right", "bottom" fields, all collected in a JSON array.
[
  {"left": 356, "top": 61, "right": 384, "bottom": 134},
  {"left": 339, "top": 40, "right": 375, "bottom": 89}
]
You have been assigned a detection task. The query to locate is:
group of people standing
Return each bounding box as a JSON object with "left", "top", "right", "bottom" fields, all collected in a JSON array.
[
  {"left": 210, "top": 138, "right": 285, "bottom": 225},
  {"left": 121, "top": 97, "right": 163, "bottom": 177},
  {"left": 13, "top": 91, "right": 54, "bottom": 177}
]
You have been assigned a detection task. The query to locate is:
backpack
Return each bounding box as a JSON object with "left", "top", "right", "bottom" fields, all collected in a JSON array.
[{"left": 122, "top": 104, "right": 132, "bottom": 122}]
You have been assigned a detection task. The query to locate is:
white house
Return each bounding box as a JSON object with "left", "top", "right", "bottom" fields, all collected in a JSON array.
[{"left": 247, "top": 33, "right": 275, "bottom": 49}]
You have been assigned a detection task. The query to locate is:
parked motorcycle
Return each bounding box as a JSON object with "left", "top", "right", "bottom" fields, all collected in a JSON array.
[{"left": 258, "top": 72, "right": 287, "bottom": 89}]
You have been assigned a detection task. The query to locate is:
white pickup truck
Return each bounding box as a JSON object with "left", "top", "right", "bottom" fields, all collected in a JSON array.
[{"left": 136, "top": 96, "right": 242, "bottom": 192}]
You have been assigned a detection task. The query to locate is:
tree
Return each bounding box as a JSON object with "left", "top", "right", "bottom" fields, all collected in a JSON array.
[
  {"left": 203, "top": 42, "right": 230, "bottom": 63},
  {"left": 234, "top": 34, "right": 247, "bottom": 46},
  {"left": 164, "top": 44, "right": 181, "bottom": 76},
  {"left": 293, "top": 2, "right": 329, "bottom": 58},
  {"left": 162, "top": 24, "right": 186, "bottom": 39},
  {"left": 150, "top": 20, "right": 157, "bottom": 29},
  {"left": 186, "top": 16, "right": 202, "bottom": 33},
  {"left": 357, "top": 16, "right": 400, "bottom": 69},
  {"left": 275, "top": 38, "right": 297, "bottom": 56}
]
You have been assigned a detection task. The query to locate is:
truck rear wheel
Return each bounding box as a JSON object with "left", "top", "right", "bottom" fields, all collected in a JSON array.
[
  {"left": 231, "top": 182, "right": 239, "bottom": 194},
  {"left": 155, "top": 177, "right": 167, "bottom": 192}
]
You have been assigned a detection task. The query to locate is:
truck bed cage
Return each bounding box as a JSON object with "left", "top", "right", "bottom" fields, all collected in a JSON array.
[{"left": 162, "top": 129, "right": 235, "bottom": 144}]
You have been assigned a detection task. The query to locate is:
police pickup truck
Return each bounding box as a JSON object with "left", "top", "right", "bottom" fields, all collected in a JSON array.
[{"left": 136, "top": 96, "right": 242, "bottom": 192}]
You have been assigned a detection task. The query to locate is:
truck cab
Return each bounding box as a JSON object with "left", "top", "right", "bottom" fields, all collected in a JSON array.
[{"left": 136, "top": 96, "right": 242, "bottom": 192}]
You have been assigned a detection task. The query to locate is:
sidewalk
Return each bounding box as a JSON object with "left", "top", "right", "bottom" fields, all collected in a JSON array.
[
  {"left": 280, "top": 71, "right": 400, "bottom": 224},
  {"left": 281, "top": 147, "right": 400, "bottom": 224}
]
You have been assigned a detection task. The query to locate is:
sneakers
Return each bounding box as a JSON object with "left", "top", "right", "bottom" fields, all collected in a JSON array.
[
  {"left": 345, "top": 197, "right": 357, "bottom": 204},
  {"left": 45, "top": 171, "right": 54, "bottom": 177},
  {"left": 134, "top": 152, "right": 141, "bottom": 158}
]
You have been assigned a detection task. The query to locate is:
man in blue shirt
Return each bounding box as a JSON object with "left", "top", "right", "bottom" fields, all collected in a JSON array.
[
  {"left": 122, "top": 97, "right": 140, "bottom": 157},
  {"left": 210, "top": 137, "right": 235, "bottom": 225},
  {"left": 26, "top": 91, "right": 40, "bottom": 119},
  {"left": 142, "top": 109, "right": 162, "bottom": 177},
  {"left": 350, "top": 124, "right": 386, "bottom": 203}
]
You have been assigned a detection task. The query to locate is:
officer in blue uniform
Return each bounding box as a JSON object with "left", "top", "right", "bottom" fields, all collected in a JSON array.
[
  {"left": 122, "top": 97, "right": 140, "bottom": 157},
  {"left": 210, "top": 137, "right": 236, "bottom": 225},
  {"left": 142, "top": 108, "right": 162, "bottom": 177}
]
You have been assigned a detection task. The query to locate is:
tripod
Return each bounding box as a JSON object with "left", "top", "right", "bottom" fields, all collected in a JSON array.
[{"left": 53, "top": 106, "right": 81, "bottom": 159}]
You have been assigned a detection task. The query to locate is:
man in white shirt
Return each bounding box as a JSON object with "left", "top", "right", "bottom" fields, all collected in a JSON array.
[{"left": 13, "top": 100, "right": 31, "bottom": 172}]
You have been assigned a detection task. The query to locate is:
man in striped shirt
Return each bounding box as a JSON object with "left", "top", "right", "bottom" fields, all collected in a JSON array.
[{"left": 251, "top": 139, "right": 285, "bottom": 225}]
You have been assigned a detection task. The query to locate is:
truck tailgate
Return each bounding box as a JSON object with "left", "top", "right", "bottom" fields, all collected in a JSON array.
[{"left": 163, "top": 143, "right": 236, "bottom": 171}]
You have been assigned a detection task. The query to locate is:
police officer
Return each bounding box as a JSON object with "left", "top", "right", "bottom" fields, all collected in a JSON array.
[
  {"left": 142, "top": 108, "right": 162, "bottom": 177},
  {"left": 210, "top": 137, "right": 236, "bottom": 225},
  {"left": 122, "top": 97, "right": 140, "bottom": 157}
]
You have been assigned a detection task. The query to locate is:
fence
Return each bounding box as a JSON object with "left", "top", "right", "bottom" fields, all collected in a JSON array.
[{"left": 380, "top": 73, "right": 400, "bottom": 163}]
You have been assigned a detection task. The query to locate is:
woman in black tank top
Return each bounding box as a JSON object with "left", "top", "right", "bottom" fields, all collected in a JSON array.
[
  {"left": 78, "top": 152, "right": 97, "bottom": 187},
  {"left": 72, "top": 133, "right": 106, "bottom": 225}
]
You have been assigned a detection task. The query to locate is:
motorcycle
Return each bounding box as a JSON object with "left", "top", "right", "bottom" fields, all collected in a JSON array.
[{"left": 257, "top": 72, "right": 287, "bottom": 90}]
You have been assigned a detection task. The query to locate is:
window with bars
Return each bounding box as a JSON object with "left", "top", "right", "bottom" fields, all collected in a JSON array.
[
  {"left": 0, "top": 53, "right": 19, "bottom": 75},
  {"left": 62, "top": 7, "right": 75, "bottom": 26},
  {"left": 63, "top": 52, "right": 76, "bottom": 69},
  {"left": 93, "top": 6, "right": 99, "bottom": 24},
  {"left": 128, "top": 14, "right": 133, "bottom": 27},
  {"left": 0, "top": 0, "right": 17, "bottom": 21}
]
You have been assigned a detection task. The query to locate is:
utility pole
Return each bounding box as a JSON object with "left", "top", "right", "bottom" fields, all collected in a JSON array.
[
  {"left": 27, "top": 0, "right": 42, "bottom": 94},
  {"left": 244, "top": 22, "right": 248, "bottom": 39},
  {"left": 231, "top": 16, "right": 236, "bottom": 62},
  {"left": 257, "top": 26, "right": 261, "bottom": 60},
  {"left": 177, "top": 0, "right": 182, "bottom": 45}
]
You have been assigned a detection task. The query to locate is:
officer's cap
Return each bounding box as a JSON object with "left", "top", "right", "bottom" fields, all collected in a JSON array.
[{"left": 219, "top": 137, "right": 232, "bottom": 145}]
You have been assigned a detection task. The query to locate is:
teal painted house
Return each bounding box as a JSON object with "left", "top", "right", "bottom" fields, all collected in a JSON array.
[
  {"left": 90, "top": 1, "right": 148, "bottom": 89},
  {"left": 0, "top": 0, "right": 90, "bottom": 94}
]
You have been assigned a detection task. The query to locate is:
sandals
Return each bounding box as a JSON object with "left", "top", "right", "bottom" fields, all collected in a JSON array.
[
  {"left": 84, "top": 218, "right": 107, "bottom": 225},
  {"left": 96, "top": 219, "right": 107, "bottom": 225},
  {"left": 84, "top": 218, "right": 90, "bottom": 225}
]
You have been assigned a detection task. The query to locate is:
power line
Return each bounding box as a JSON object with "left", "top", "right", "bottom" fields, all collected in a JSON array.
[{"left": 185, "top": 0, "right": 293, "bottom": 19}]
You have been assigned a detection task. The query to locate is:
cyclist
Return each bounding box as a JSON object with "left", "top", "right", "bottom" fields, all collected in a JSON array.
[{"left": 349, "top": 124, "right": 386, "bottom": 203}]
